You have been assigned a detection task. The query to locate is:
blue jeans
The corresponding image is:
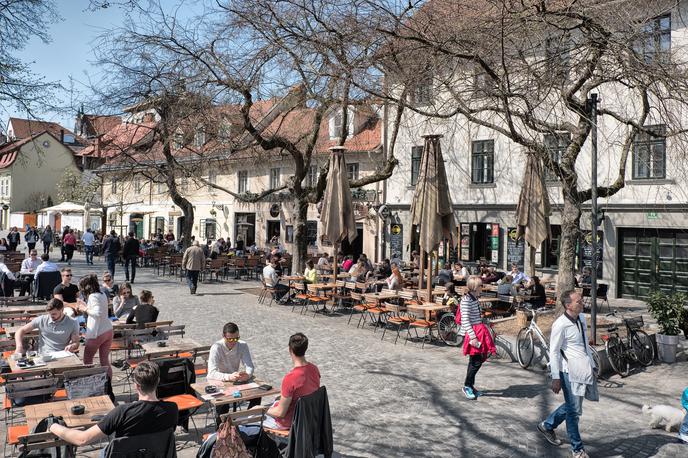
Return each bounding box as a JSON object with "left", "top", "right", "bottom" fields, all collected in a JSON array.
[
  {"left": 544, "top": 372, "right": 584, "bottom": 452},
  {"left": 680, "top": 411, "right": 688, "bottom": 442},
  {"left": 85, "top": 245, "right": 93, "bottom": 264},
  {"left": 106, "top": 255, "right": 116, "bottom": 276}
]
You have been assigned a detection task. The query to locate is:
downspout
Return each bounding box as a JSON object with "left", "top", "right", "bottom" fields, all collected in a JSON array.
[{"left": 379, "top": 79, "right": 389, "bottom": 263}]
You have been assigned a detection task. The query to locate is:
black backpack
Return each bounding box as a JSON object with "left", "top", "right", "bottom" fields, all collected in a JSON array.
[{"left": 19, "top": 414, "right": 76, "bottom": 458}]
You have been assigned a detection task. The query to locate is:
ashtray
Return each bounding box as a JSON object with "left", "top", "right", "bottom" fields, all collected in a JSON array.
[
  {"left": 204, "top": 385, "right": 218, "bottom": 394},
  {"left": 71, "top": 405, "right": 85, "bottom": 415},
  {"left": 156, "top": 341, "right": 168, "bottom": 347}
]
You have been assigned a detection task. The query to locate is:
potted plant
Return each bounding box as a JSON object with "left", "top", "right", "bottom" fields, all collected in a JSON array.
[{"left": 646, "top": 291, "right": 687, "bottom": 363}]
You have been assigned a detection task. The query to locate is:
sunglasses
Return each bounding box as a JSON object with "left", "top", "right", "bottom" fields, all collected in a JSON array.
[
  {"left": 63, "top": 274, "right": 72, "bottom": 277},
  {"left": 224, "top": 337, "right": 240, "bottom": 343}
]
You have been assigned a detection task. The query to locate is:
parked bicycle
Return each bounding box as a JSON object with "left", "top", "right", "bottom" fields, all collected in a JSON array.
[
  {"left": 603, "top": 310, "right": 654, "bottom": 377},
  {"left": 516, "top": 307, "right": 603, "bottom": 378}
]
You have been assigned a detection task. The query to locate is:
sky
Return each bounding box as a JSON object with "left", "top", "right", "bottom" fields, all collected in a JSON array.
[{"left": 1, "top": 1, "right": 133, "bottom": 132}]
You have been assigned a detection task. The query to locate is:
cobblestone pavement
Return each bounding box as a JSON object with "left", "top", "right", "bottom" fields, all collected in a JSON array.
[{"left": 3, "top": 253, "right": 687, "bottom": 457}]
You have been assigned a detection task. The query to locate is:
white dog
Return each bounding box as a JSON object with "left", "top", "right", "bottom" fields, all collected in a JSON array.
[{"left": 642, "top": 405, "right": 685, "bottom": 432}]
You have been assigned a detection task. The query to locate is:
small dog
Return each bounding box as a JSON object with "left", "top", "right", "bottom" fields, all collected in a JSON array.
[{"left": 642, "top": 404, "right": 685, "bottom": 432}]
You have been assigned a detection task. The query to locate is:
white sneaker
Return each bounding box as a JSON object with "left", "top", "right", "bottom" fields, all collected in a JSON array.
[{"left": 572, "top": 450, "right": 589, "bottom": 458}]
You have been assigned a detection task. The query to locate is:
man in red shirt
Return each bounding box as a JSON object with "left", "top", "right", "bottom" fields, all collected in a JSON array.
[{"left": 265, "top": 333, "right": 320, "bottom": 430}]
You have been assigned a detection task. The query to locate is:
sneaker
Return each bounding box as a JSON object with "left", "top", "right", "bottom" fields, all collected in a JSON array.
[
  {"left": 572, "top": 450, "right": 589, "bottom": 458},
  {"left": 462, "top": 386, "right": 476, "bottom": 400},
  {"left": 678, "top": 433, "right": 688, "bottom": 444},
  {"left": 472, "top": 388, "right": 483, "bottom": 397},
  {"left": 537, "top": 422, "right": 562, "bottom": 446}
]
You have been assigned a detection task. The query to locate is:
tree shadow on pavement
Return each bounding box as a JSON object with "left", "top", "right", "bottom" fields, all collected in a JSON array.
[
  {"left": 480, "top": 383, "right": 543, "bottom": 399},
  {"left": 590, "top": 432, "right": 679, "bottom": 457}
]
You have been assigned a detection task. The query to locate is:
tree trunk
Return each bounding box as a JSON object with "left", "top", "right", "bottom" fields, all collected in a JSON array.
[
  {"left": 167, "top": 177, "right": 194, "bottom": 250},
  {"left": 556, "top": 193, "right": 582, "bottom": 313},
  {"left": 291, "top": 196, "right": 309, "bottom": 274}
]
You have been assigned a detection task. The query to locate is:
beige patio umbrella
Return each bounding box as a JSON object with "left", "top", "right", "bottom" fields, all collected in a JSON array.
[
  {"left": 319, "top": 146, "right": 357, "bottom": 278},
  {"left": 410, "top": 135, "right": 456, "bottom": 300},
  {"left": 515, "top": 152, "right": 552, "bottom": 276}
]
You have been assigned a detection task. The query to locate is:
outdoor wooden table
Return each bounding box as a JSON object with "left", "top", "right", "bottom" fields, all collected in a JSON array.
[
  {"left": 24, "top": 395, "right": 114, "bottom": 432},
  {"left": 140, "top": 337, "right": 202, "bottom": 357},
  {"left": 364, "top": 291, "right": 398, "bottom": 305},
  {"left": 4, "top": 325, "right": 38, "bottom": 337},
  {"left": 409, "top": 302, "right": 449, "bottom": 321},
  {"left": 8, "top": 353, "right": 84, "bottom": 373},
  {"left": 191, "top": 378, "right": 280, "bottom": 407},
  {"left": 309, "top": 282, "right": 337, "bottom": 292},
  {"left": 281, "top": 275, "right": 304, "bottom": 282},
  {"left": 2, "top": 305, "right": 45, "bottom": 313}
]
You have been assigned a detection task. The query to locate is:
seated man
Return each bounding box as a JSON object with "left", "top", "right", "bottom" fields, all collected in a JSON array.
[
  {"left": 15, "top": 298, "right": 80, "bottom": 355},
  {"left": 21, "top": 249, "right": 41, "bottom": 272},
  {"left": 34, "top": 253, "right": 58, "bottom": 274},
  {"left": 264, "top": 333, "right": 321, "bottom": 430},
  {"left": 53, "top": 268, "right": 79, "bottom": 305},
  {"left": 126, "top": 290, "right": 159, "bottom": 329},
  {"left": 263, "top": 256, "right": 289, "bottom": 301},
  {"left": 316, "top": 253, "right": 330, "bottom": 274},
  {"left": 49, "top": 361, "right": 179, "bottom": 449},
  {"left": 0, "top": 255, "right": 17, "bottom": 296},
  {"left": 435, "top": 263, "right": 453, "bottom": 286},
  {"left": 510, "top": 263, "right": 530, "bottom": 287},
  {"left": 481, "top": 266, "right": 501, "bottom": 284},
  {"left": 497, "top": 275, "right": 514, "bottom": 296}
]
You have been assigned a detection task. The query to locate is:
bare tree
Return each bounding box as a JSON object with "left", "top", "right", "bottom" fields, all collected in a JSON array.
[{"left": 362, "top": 0, "right": 688, "bottom": 303}]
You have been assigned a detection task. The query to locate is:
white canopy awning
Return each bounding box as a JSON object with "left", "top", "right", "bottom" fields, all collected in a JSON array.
[{"left": 40, "top": 201, "right": 102, "bottom": 214}]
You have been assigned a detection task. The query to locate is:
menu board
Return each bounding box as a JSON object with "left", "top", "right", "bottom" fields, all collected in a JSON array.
[
  {"left": 389, "top": 223, "right": 403, "bottom": 259},
  {"left": 580, "top": 230, "right": 603, "bottom": 278},
  {"left": 460, "top": 223, "right": 470, "bottom": 261},
  {"left": 506, "top": 227, "right": 525, "bottom": 270}
]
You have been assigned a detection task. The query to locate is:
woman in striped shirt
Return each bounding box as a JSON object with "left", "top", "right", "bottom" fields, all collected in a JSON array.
[{"left": 460, "top": 275, "right": 496, "bottom": 399}]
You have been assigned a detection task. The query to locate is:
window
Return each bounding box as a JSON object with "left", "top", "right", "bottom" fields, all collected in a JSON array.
[
  {"left": 173, "top": 130, "right": 184, "bottom": 150},
  {"left": 410, "top": 145, "right": 423, "bottom": 186},
  {"left": 200, "top": 218, "right": 217, "bottom": 240},
  {"left": 545, "top": 35, "right": 571, "bottom": 80},
  {"left": 412, "top": 72, "right": 433, "bottom": 106},
  {"left": 347, "top": 163, "right": 359, "bottom": 182},
  {"left": 269, "top": 168, "right": 281, "bottom": 189},
  {"left": 633, "top": 125, "right": 666, "bottom": 179},
  {"left": 133, "top": 176, "right": 143, "bottom": 193},
  {"left": 473, "top": 65, "right": 497, "bottom": 95},
  {"left": 193, "top": 126, "right": 206, "bottom": 148},
  {"left": 305, "top": 165, "right": 318, "bottom": 188},
  {"left": 471, "top": 140, "right": 494, "bottom": 184},
  {"left": 330, "top": 112, "right": 343, "bottom": 139},
  {"left": 540, "top": 225, "right": 562, "bottom": 268},
  {"left": 636, "top": 14, "right": 671, "bottom": 63},
  {"left": 111, "top": 177, "right": 117, "bottom": 194},
  {"left": 179, "top": 177, "right": 189, "bottom": 193},
  {"left": 157, "top": 179, "right": 165, "bottom": 194},
  {"left": 306, "top": 221, "right": 318, "bottom": 246},
  {"left": 543, "top": 133, "right": 571, "bottom": 181},
  {"left": 238, "top": 170, "right": 248, "bottom": 193},
  {"left": 208, "top": 171, "right": 217, "bottom": 192}
]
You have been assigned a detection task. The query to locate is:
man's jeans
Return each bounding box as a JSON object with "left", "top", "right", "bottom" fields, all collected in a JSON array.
[
  {"left": 187, "top": 270, "right": 200, "bottom": 291},
  {"left": 125, "top": 256, "right": 137, "bottom": 282},
  {"left": 106, "top": 255, "right": 116, "bottom": 276},
  {"left": 543, "top": 371, "right": 584, "bottom": 452},
  {"left": 84, "top": 245, "right": 93, "bottom": 264},
  {"left": 679, "top": 411, "right": 688, "bottom": 443}
]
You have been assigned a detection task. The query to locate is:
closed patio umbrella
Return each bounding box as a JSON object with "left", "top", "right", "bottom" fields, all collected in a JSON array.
[
  {"left": 515, "top": 153, "right": 552, "bottom": 277},
  {"left": 320, "top": 146, "right": 357, "bottom": 277},
  {"left": 410, "top": 135, "right": 456, "bottom": 299}
]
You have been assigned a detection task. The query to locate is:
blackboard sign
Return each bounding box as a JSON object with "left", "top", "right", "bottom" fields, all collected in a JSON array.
[
  {"left": 580, "top": 230, "right": 603, "bottom": 278},
  {"left": 506, "top": 227, "right": 525, "bottom": 270},
  {"left": 389, "top": 223, "right": 403, "bottom": 260}
]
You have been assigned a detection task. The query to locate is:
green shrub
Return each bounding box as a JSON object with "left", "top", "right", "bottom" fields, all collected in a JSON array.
[{"left": 646, "top": 291, "right": 687, "bottom": 336}]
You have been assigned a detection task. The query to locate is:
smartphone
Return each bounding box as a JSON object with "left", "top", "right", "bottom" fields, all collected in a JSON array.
[{"left": 258, "top": 384, "right": 273, "bottom": 391}]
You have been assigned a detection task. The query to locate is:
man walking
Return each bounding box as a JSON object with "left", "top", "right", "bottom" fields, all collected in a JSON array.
[
  {"left": 182, "top": 240, "right": 205, "bottom": 294},
  {"left": 103, "top": 231, "right": 121, "bottom": 277},
  {"left": 24, "top": 226, "right": 39, "bottom": 254},
  {"left": 538, "top": 290, "right": 597, "bottom": 458},
  {"left": 82, "top": 228, "right": 95, "bottom": 265},
  {"left": 7, "top": 227, "right": 20, "bottom": 251},
  {"left": 122, "top": 232, "right": 140, "bottom": 283}
]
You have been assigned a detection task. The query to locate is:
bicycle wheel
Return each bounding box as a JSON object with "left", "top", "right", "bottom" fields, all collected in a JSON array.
[
  {"left": 437, "top": 314, "right": 463, "bottom": 347},
  {"left": 589, "top": 346, "right": 605, "bottom": 380},
  {"left": 631, "top": 330, "right": 655, "bottom": 367},
  {"left": 605, "top": 335, "right": 629, "bottom": 377},
  {"left": 516, "top": 328, "right": 534, "bottom": 369}
]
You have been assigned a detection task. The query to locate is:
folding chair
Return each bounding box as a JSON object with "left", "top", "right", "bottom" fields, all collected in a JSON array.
[
  {"left": 305, "top": 284, "right": 329, "bottom": 317},
  {"left": 156, "top": 357, "right": 203, "bottom": 434},
  {"left": 405, "top": 307, "right": 436, "bottom": 349},
  {"left": 380, "top": 302, "right": 410, "bottom": 344}
]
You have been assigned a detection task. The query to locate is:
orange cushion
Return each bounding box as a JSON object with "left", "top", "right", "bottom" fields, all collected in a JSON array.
[
  {"left": 53, "top": 389, "right": 68, "bottom": 400},
  {"left": 177, "top": 352, "right": 193, "bottom": 359},
  {"left": 194, "top": 367, "right": 207, "bottom": 376},
  {"left": 7, "top": 424, "right": 29, "bottom": 445},
  {"left": 163, "top": 393, "right": 204, "bottom": 411}
]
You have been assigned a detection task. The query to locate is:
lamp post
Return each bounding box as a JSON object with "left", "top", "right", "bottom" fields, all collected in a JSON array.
[{"left": 589, "top": 93, "right": 599, "bottom": 346}]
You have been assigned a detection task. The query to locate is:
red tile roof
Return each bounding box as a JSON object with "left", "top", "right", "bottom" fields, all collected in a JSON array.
[
  {"left": 81, "top": 115, "right": 122, "bottom": 137},
  {"left": 7, "top": 117, "right": 77, "bottom": 141}
]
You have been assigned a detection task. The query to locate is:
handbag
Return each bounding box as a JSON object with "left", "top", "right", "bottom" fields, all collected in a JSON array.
[{"left": 211, "top": 419, "right": 251, "bottom": 458}]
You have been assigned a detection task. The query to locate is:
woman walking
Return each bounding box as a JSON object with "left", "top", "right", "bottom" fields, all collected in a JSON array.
[
  {"left": 460, "top": 275, "right": 496, "bottom": 400},
  {"left": 63, "top": 229, "right": 77, "bottom": 266},
  {"left": 77, "top": 274, "right": 113, "bottom": 378},
  {"left": 41, "top": 225, "right": 54, "bottom": 255}
]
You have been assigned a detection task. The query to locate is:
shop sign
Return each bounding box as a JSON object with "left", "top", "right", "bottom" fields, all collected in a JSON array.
[{"left": 646, "top": 212, "right": 661, "bottom": 220}]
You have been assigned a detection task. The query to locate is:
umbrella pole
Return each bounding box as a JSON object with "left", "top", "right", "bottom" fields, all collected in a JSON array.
[
  {"left": 529, "top": 245, "right": 536, "bottom": 278},
  {"left": 426, "top": 253, "right": 432, "bottom": 303},
  {"left": 419, "top": 250, "right": 425, "bottom": 290},
  {"left": 333, "top": 244, "right": 338, "bottom": 278}
]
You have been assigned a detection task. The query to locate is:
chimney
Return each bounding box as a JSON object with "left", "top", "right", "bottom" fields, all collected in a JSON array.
[
  {"left": 60, "top": 129, "right": 65, "bottom": 143},
  {"left": 96, "top": 136, "right": 102, "bottom": 158}
]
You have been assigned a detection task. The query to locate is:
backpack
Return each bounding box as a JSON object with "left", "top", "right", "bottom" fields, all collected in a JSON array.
[
  {"left": 211, "top": 420, "right": 251, "bottom": 458},
  {"left": 19, "top": 414, "right": 76, "bottom": 458}
]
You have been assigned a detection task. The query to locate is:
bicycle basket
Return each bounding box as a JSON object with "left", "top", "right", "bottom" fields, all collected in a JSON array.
[{"left": 625, "top": 316, "right": 644, "bottom": 330}]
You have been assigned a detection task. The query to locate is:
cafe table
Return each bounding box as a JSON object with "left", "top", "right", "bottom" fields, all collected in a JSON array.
[
  {"left": 364, "top": 291, "right": 399, "bottom": 306},
  {"left": 8, "top": 353, "right": 85, "bottom": 373},
  {"left": 407, "top": 303, "right": 451, "bottom": 340},
  {"left": 24, "top": 395, "right": 114, "bottom": 432},
  {"left": 191, "top": 378, "right": 280, "bottom": 408},
  {"left": 321, "top": 273, "right": 349, "bottom": 280},
  {"left": 140, "top": 337, "right": 203, "bottom": 358}
]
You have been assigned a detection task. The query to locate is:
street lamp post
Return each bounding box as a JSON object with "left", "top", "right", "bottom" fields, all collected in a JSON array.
[{"left": 589, "top": 93, "right": 599, "bottom": 346}]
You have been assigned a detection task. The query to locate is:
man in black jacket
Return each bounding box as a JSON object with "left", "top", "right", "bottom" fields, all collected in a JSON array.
[
  {"left": 103, "top": 231, "right": 121, "bottom": 277},
  {"left": 122, "top": 232, "right": 140, "bottom": 283}
]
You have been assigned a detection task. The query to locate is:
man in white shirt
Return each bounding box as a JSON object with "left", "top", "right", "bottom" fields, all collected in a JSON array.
[
  {"left": 35, "top": 253, "right": 59, "bottom": 275},
  {"left": 538, "top": 290, "right": 596, "bottom": 458},
  {"left": 82, "top": 228, "right": 95, "bottom": 265},
  {"left": 510, "top": 263, "right": 530, "bottom": 286},
  {"left": 21, "top": 249, "right": 41, "bottom": 272},
  {"left": 262, "top": 256, "right": 289, "bottom": 301},
  {"left": 0, "top": 256, "right": 17, "bottom": 296},
  {"left": 316, "top": 253, "right": 330, "bottom": 274}
]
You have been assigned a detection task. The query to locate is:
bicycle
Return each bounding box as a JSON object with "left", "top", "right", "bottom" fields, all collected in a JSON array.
[
  {"left": 603, "top": 311, "right": 654, "bottom": 377},
  {"left": 436, "top": 307, "right": 504, "bottom": 359},
  {"left": 517, "top": 307, "right": 603, "bottom": 378}
]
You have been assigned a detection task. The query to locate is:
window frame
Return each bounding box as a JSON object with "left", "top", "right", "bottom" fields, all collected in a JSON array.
[
  {"left": 412, "top": 71, "right": 433, "bottom": 106},
  {"left": 636, "top": 14, "right": 671, "bottom": 63},
  {"left": 347, "top": 163, "right": 359, "bottom": 182},
  {"left": 238, "top": 170, "right": 248, "bottom": 193},
  {"left": 305, "top": 165, "right": 318, "bottom": 188},
  {"left": 111, "top": 177, "right": 118, "bottom": 194},
  {"left": 632, "top": 124, "right": 666, "bottom": 180},
  {"left": 543, "top": 133, "right": 571, "bottom": 182},
  {"left": 470, "top": 140, "right": 495, "bottom": 184},
  {"left": 269, "top": 167, "right": 281, "bottom": 189},
  {"left": 410, "top": 145, "right": 423, "bottom": 186},
  {"left": 208, "top": 170, "right": 217, "bottom": 192}
]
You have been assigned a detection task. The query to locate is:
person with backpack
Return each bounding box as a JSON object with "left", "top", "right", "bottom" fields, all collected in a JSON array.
[
  {"left": 24, "top": 226, "right": 39, "bottom": 254},
  {"left": 102, "top": 231, "right": 121, "bottom": 277},
  {"left": 7, "top": 227, "right": 20, "bottom": 251},
  {"left": 41, "top": 225, "right": 54, "bottom": 255}
]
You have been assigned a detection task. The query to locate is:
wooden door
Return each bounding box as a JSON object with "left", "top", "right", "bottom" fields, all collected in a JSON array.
[
  {"left": 54, "top": 213, "right": 62, "bottom": 231},
  {"left": 23, "top": 213, "right": 38, "bottom": 229}
]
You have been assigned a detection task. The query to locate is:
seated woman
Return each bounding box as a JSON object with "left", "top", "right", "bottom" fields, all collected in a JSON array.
[
  {"left": 126, "top": 290, "right": 159, "bottom": 329},
  {"left": 525, "top": 276, "right": 547, "bottom": 309},
  {"left": 497, "top": 275, "right": 514, "bottom": 296},
  {"left": 385, "top": 265, "right": 403, "bottom": 291},
  {"left": 303, "top": 260, "right": 318, "bottom": 284},
  {"left": 112, "top": 282, "right": 140, "bottom": 320},
  {"left": 441, "top": 282, "right": 460, "bottom": 318}
]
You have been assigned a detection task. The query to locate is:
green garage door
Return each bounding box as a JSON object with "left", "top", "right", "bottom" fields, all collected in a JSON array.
[{"left": 619, "top": 228, "right": 688, "bottom": 299}]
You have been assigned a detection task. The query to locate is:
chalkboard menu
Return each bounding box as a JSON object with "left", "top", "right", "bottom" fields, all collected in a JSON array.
[
  {"left": 460, "top": 224, "right": 470, "bottom": 261},
  {"left": 580, "top": 230, "right": 603, "bottom": 278},
  {"left": 389, "top": 223, "right": 403, "bottom": 259},
  {"left": 506, "top": 227, "right": 525, "bottom": 270}
]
